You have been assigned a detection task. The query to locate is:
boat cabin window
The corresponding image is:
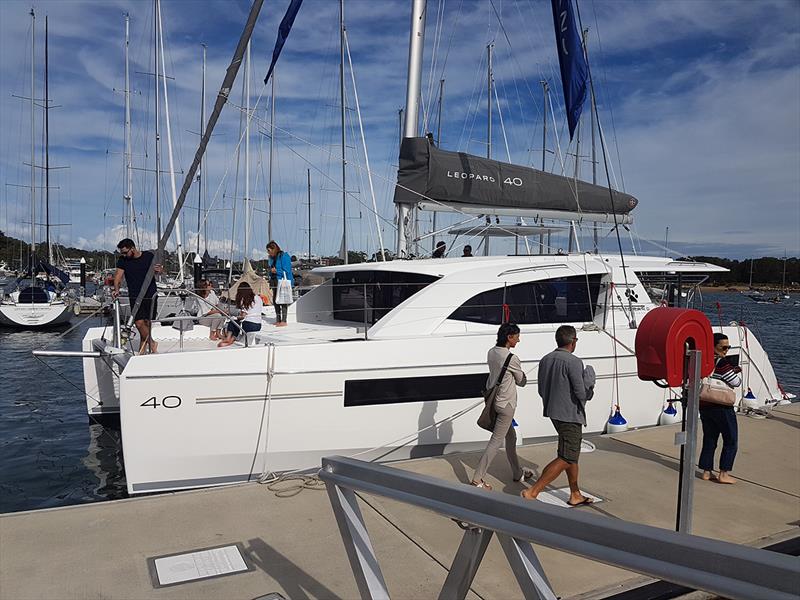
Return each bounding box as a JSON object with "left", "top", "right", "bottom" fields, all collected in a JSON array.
[
  {"left": 332, "top": 271, "right": 439, "bottom": 325},
  {"left": 449, "top": 274, "right": 603, "bottom": 325}
]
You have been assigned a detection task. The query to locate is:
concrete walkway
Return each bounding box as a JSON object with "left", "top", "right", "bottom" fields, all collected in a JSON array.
[{"left": 2, "top": 404, "right": 798, "bottom": 600}]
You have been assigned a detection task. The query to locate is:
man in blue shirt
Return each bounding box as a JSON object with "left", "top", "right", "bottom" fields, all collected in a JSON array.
[{"left": 521, "top": 325, "right": 595, "bottom": 506}]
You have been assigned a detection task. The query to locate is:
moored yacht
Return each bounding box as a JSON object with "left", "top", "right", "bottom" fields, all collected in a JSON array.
[{"left": 78, "top": 253, "right": 789, "bottom": 494}]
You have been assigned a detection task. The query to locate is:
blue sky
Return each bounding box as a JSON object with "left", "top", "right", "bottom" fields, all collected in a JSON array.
[{"left": 0, "top": 0, "right": 798, "bottom": 261}]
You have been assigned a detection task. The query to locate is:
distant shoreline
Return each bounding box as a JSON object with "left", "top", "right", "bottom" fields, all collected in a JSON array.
[{"left": 699, "top": 284, "right": 798, "bottom": 293}]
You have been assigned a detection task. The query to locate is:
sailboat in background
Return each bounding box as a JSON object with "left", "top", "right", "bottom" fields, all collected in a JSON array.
[{"left": 0, "top": 11, "right": 75, "bottom": 328}]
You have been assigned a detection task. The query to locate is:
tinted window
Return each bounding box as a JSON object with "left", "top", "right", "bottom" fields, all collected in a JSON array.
[
  {"left": 333, "top": 271, "right": 438, "bottom": 324},
  {"left": 345, "top": 372, "right": 487, "bottom": 407},
  {"left": 449, "top": 274, "right": 602, "bottom": 325}
]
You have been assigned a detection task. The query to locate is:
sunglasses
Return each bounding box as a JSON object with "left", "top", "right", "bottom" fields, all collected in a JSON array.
[{"left": 718, "top": 345, "right": 730, "bottom": 350}]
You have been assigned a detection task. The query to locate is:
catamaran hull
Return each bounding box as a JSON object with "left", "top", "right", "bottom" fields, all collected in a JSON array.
[
  {"left": 0, "top": 302, "right": 73, "bottom": 328},
  {"left": 89, "top": 323, "right": 785, "bottom": 495}
]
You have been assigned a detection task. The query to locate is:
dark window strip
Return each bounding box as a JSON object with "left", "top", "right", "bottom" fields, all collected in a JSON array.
[{"left": 344, "top": 372, "right": 488, "bottom": 407}]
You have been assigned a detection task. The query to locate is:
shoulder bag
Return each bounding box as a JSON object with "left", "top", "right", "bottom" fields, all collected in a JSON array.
[
  {"left": 477, "top": 354, "right": 513, "bottom": 432},
  {"left": 699, "top": 358, "right": 736, "bottom": 406}
]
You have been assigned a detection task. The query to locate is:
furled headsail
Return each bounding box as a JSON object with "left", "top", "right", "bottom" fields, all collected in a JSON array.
[{"left": 393, "top": 137, "right": 637, "bottom": 217}]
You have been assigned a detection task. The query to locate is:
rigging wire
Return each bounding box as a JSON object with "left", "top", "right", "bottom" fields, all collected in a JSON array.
[
  {"left": 344, "top": 31, "right": 384, "bottom": 259},
  {"left": 574, "top": 0, "right": 635, "bottom": 325}
]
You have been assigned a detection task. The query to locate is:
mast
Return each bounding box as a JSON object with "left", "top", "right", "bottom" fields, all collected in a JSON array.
[
  {"left": 45, "top": 15, "right": 52, "bottom": 265},
  {"left": 268, "top": 67, "right": 275, "bottom": 242},
  {"left": 307, "top": 168, "right": 312, "bottom": 260},
  {"left": 154, "top": 0, "right": 161, "bottom": 248},
  {"left": 485, "top": 43, "right": 492, "bottom": 256},
  {"left": 432, "top": 79, "right": 444, "bottom": 253},
  {"left": 244, "top": 41, "right": 250, "bottom": 260},
  {"left": 197, "top": 43, "right": 206, "bottom": 255},
  {"left": 782, "top": 253, "right": 787, "bottom": 291},
  {"left": 436, "top": 79, "right": 444, "bottom": 146},
  {"left": 486, "top": 43, "right": 492, "bottom": 160},
  {"left": 124, "top": 13, "right": 133, "bottom": 240},
  {"left": 583, "top": 27, "right": 599, "bottom": 252},
  {"left": 541, "top": 80, "right": 548, "bottom": 170},
  {"left": 157, "top": 0, "right": 184, "bottom": 279},
  {"left": 396, "top": 0, "right": 426, "bottom": 258},
  {"left": 542, "top": 81, "right": 552, "bottom": 253},
  {"left": 30, "top": 9, "right": 35, "bottom": 273},
  {"left": 339, "top": 0, "right": 347, "bottom": 264}
]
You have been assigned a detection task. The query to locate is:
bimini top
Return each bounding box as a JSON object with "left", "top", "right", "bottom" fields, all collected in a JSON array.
[{"left": 393, "top": 137, "right": 637, "bottom": 216}]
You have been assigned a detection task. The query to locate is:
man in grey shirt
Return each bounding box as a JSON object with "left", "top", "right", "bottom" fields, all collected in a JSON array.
[{"left": 521, "top": 325, "right": 595, "bottom": 506}]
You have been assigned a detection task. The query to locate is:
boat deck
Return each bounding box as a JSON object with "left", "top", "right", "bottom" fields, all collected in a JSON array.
[
  {"left": 147, "top": 320, "right": 367, "bottom": 354},
  {"left": 2, "top": 404, "right": 798, "bottom": 599}
]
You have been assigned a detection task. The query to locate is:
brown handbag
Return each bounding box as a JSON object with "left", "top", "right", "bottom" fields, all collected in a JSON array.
[{"left": 477, "top": 354, "right": 513, "bottom": 431}]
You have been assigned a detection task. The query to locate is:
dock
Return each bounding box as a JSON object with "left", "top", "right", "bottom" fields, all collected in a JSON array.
[{"left": 2, "top": 403, "right": 798, "bottom": 599}]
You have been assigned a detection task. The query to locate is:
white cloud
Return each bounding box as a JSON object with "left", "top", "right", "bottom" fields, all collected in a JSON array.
[{"left": 1, "top": 0, "right": 798, "bottom": 260}]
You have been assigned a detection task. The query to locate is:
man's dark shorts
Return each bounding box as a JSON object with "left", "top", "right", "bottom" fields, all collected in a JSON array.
[
  {"left": 131, "top": 296, "right": 158, "bottom": 322},
  {"left": 551, "top": 419, "right": 583, "bottom": 464}
]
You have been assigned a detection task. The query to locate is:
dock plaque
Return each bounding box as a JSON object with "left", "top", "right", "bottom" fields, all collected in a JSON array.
[{"left": 148, "top": 542, "right": 254, "bottom": 587}]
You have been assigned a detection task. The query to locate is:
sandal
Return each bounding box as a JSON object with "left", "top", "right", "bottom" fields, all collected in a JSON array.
[
  {"left": 470, "top": 480, "right": 492, "bottom": 491},
  {"left": 513, "top": 468, "right": 535, "bottom": 483}
]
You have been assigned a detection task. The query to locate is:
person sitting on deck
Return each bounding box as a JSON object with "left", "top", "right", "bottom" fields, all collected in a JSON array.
[
  {"left": 432, "top": 241, "right": 446, "bottom": 258},
  {"left": 217, "top": 282, "right": 262, "bottom": 347},
  {"left": 462, "top": 245, "right": 473, "bottom": 257},
  {"left": 194, "top": 279, "right": 225, "bottom": 341}
]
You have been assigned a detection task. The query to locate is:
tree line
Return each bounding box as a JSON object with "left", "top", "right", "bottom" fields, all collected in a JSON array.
[{"left": 1, "top": 230, "right": 796, "bottom": 285}]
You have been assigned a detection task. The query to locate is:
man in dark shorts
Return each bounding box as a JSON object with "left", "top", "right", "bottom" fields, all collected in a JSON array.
[
  {"left": 522, "top": 325, "right": 595, "bottom": 505},
  {"left": 112, "top": 238, "right": 162, "bottom": 354}
]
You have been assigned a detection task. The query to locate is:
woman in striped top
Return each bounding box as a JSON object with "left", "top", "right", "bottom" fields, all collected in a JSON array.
[{"left": 699, "top": 333, "right": 741, "bottom": 484}]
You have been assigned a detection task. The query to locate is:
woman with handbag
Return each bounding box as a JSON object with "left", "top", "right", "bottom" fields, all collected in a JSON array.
[
  {"left": 266, "top": 240, "right": 294, "bottom": 327},
  {"left": 699, "top": 333, "right": 741, "bottom": 484},
  {"left": 471, "top": 323, "right": 534, "bottom": 490}
]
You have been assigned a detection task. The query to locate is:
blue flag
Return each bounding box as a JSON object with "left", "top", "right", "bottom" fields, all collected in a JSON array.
[
  {"left": 551, "top": 0, "right": 588, "bottom": 140},
  {"left": 263, "top": 0, "right": 304, "bottom": 84}
]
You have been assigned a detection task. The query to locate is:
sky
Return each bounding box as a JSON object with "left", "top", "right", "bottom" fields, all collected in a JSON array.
[{"left": 0, "top": 0, "right": 798, "bottom": 263}]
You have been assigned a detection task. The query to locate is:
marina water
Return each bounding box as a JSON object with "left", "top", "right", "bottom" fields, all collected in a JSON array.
[{"left": 1, "top": 291, "right": 797, "bottom": 513}]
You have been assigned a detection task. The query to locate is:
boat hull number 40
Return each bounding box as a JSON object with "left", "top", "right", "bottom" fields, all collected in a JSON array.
[{"left": 141, "top": 396, "right": 182, "bottom": 409}]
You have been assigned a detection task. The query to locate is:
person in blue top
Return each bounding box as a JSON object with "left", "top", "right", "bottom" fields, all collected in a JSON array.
[{"left": 266, "top": 240, "right": 293, "bottom": 327}]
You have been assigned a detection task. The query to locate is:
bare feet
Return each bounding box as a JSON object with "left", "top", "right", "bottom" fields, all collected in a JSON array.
[
  {"left": 217, "top": 338, "right": 234, "bottom": 347},
  {"left": 149, "top": 340, "right": 158, "bottom": 354},
  {"left": 210, "top": 331, "right": 219, "bottom": 341},
  {"left": 275, "top": 321, "right": 288, "bottom": 327},
  {"left": 716, "top": 472, "right": 737, "bottom": 484},
  {"left": 701, "top": 470, "right": 717, "bottom": 481},
  {"left": 520, "top": 488, "right": 538, "bottom": 500},
  {"left": 567, "top": 494, "right": 594, "bottom": 507}
]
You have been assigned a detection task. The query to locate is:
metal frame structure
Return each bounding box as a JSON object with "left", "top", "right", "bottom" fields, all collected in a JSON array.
[{"left": 319, "top": 456, "right": 797, "bottom": 600}]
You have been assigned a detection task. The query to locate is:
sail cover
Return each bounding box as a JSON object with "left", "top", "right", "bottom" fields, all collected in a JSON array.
[
  {"left": 16, "top": 258, "right": 70, "bottom": 286},
  {"left": 393, "top": 137, "right": 637, "bottom": 216}
]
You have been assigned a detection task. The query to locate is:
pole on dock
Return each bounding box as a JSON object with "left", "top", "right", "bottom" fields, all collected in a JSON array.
[
  {"left": 676, "top": 349, "right": 701, "bottom": 533},
  {"left": 193, "top": 253, "right": 203, "bottom": 291},
  {"left": 79, "top": 257, "right": 87, "bottom": 295}
]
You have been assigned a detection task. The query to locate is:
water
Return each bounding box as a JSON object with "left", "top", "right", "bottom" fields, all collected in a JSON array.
[{"left": 0, "top": 291, "right": 797, "bottom": 513}]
